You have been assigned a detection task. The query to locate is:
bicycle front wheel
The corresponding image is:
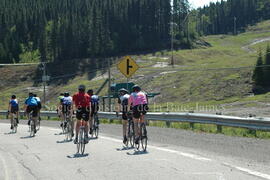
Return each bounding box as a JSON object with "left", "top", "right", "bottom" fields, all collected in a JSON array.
[
  {"left": 141, "top": 123, "right": 148, "bottom": 152},
  {"left": 80, "top": 130, "right": 86, "bottom": 155}
]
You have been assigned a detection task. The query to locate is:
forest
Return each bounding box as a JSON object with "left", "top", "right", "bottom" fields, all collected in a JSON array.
[{"left": 0, "top": 0, "right": 270, "bottom": 64}]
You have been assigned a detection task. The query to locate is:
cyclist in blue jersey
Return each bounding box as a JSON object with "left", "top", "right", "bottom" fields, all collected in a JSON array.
[
  {"left": 24, "top": 92, "right": 39, "bottom": 134},
  {"left": 8, "top": 95, "right": 19, "bottom": 130},
  {"left": 87, "top": 89, "right": 99, "bottom": 135}
]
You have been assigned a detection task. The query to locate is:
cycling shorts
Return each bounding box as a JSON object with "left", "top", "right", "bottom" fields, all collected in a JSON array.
[
  {"left": 76, "top": 107, "right": 89, "bottom": 121},
  {"left": 62, "top": 104, "right": 71, "bottom": 114},
  {"left": 11, "top": 106, "right": 19, "bottom": 114},
  {"left": 26, "top": 105, "right": 38, "bottom": 117},
  {"left": 132, "top": 104, "right": 148, "bottom": 119}
]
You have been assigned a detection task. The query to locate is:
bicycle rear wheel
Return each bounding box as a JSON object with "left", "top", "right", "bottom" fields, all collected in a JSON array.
[
  {"left": 128, "top": 122, "right": 135, "bottom": 147},
  {"left": 77, "top": 130, "right": 82, "bottom": 154},
  {"left": 94, "top": 115, "right": 99, "bottom": 138},
  {"left": 30, "top": 120, "right": 35, "bottom": 137},
  {"left": 141, "top": 123, "right": 148, "bottom": 152},
  {"left": 80, "top": 130, "right": 86, "bottom": 155},
  {"left": 13, "top": 117, "right": 17, "bottom": 133}
]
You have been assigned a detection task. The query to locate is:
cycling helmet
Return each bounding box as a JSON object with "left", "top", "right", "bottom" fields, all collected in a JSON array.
[
  {"left": 29, "top": 92, "right": 34, "bottom": 97},
  {"left": 87, "top": 89, "right": 93, "bottom": 95},
  {"left": 78, "top": 85, "right": 86, "bottom": 91},
  {"left": 119, "top": 88, "right": 128, "bottom": 94},
  {"left": 132, "top": 85, "right": 141, "bottom": 92},
  {"left": 11, "top": 95, "right": 16, "bottom": 99},
  {"left": 64, "top": 92, "right": 70, "bottom": 97}
]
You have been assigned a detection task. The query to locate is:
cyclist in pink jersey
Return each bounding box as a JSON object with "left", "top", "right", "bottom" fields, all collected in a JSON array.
[{"left": 128, "top": 85, "right": 149, "bottom": 144}]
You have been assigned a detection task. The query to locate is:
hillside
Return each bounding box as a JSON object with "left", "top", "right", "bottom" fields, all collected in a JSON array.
[{"left": 1, "top": 20, "right": 270, "bottom": 117}]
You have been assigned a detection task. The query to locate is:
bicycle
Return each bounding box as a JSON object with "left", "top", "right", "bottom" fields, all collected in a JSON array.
[
  {"left": 28, "top": 112, "right": 35, "bottom": 137},
  {"left": 91, "top": 112, "right": 99, "bottom": 138},
  {"left": 125, "top": 112, "right": 135, "bottom": 147},
  {"left": 64, "top": 110, "right": 73, "bottom": 141},
  {"left": 135, "top": 122, "right": 148, "bottom": 152},
  {"left": 8, "top": 111, "right": 18, "bottom": 133},
  {"left": 76, "top": 113, "right": 88, "bottom": 155}
]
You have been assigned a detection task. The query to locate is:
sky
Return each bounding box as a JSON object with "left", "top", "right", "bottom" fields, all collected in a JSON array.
[{"left": 189, "top": 0, "right": 220, "bottom": 8}]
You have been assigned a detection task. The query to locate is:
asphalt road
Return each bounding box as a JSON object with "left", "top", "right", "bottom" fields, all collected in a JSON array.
[{"left": 0, "top": 120, "right": 269, "bottom": 180}]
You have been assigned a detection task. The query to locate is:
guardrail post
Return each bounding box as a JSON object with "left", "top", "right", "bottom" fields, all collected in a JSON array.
[
  {"left": 217, "top": 125, "right": 222, "bottom": 133},
  {"left": 190, "top": 122, "right": 195, "bottom": 129},
  {"left": 166, "top": 121, "right": 171, "bottom": 128}
]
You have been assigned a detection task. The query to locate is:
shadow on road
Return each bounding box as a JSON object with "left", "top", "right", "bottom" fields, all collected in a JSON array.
[
  {"left": 20, "top": 136, "right": 34, "bottom": 139},
  {"left": 126, "top": 150, "right": 148, "bottom": 156},
  {"left": 54, "top": 132, "right": 64, "bottom": 136},
  {"left": 56, "top": 139, "right": 72, "bottom": 144},
  {"left": 67, "top": 153, "right": 89, "bottom": 159},
  {"left": 4, "top": 132, "right": 16, "bottom": 135},
  {"left": 116, "top": 146, "right": 134, "bottom": 151}
]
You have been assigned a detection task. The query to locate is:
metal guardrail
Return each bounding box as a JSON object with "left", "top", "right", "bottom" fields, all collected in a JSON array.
[{"left": 1, "top": 110, "right": 270, "bottom": 131}]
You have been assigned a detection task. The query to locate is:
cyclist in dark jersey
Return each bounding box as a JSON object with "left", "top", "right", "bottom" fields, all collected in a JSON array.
[
  {"left": 87, "top": 89, "right": 99, "bottom": 135},
  {"left": 117, "top": 88, "right": 131, "bottom": 144}
]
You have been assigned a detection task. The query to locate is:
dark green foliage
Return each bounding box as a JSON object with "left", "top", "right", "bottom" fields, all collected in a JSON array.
[
  {"left": 264, "top": 44, "right": 270, "bottom": 86},
  {"left": 197, "top": 0, "right": 270, "bottom": 35},
  {"left": 253, "top": 51, "right": 264, "bottom": 87},
  {"left": 0, "top": 0, "right": 176, "bottom": 63}
]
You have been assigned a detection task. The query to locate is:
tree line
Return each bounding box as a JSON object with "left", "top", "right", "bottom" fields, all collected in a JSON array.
[
  {"left": 196, "top": 0, "right": 270, "bottom": 35},
  {"left": 0, "top": 0, "right": 194, "bottom": 64},
  {"left": 252, "top": 45, "right": 270, "bottom": 93}
]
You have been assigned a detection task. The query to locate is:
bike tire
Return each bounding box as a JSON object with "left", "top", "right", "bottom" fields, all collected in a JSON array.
[
  {"left": 141, "top": 123, "right": 148, "bottom": 152},
  {"left": 81, "top": 130, "right": 85, "bottom": 155},
  {"left": 94, "top": 116, "right": 99, "bottom": 138},
  {"left": 77, "top": 130, "right": 82, "bottom": 154},
  {"left": 129, "top": 122, "right": 135, "bottom": 147},
  {"left": 30, "top": 120, "right": 35, "bottom": 137}
]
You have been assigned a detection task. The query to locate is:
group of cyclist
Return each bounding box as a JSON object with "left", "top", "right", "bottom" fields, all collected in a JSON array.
[
  {"left": 7, "top": 84, "right": 149, "bottom": 146},
  {"left": 7, "top": 93, "right": 42, "bottom": 133},
  {"left": 117, "top": 85, "right": 148, "bottom": 145}
]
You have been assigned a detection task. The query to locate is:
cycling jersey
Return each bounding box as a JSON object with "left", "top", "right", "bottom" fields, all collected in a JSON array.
[
  {"left": 73, "top": 92, "right": 90, "bottom": 108},
  {"left": 35, "top": 97, "right": 41, "bottom": 102},
  {"left": 10, "top": 99, "right": 19, "bottom": 107},
  {"left": 129, "top": 92, "right": 147, "bottom": 106},
  {"left": 61, "top": 96, "right": 72, "bottom": 105},
  {"left": 25, "top": 97, "right": 38, "bottom": 106},
  {"left": 91, "top": 95, "right": 99, "bottom": 105}
]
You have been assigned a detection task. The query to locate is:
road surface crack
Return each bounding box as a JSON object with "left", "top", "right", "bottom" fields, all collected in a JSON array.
[
  {"left": 34, "top": 154, "right": 41, "bottom": 161},
  {"left": 19, "top": 160, "right": 38, "bottom": 179}
]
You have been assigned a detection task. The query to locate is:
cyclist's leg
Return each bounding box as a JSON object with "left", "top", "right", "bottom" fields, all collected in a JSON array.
[
  {"left": 122, "top": 112, "right": 128, "bottom": 141},
  {"left": 10, "top": 111, "right": 14, "bottom": 129},
  {"left": 133, "top": 106, "right": 140, "bottom": 140},
  {"left": 32, "top": 107, "right": 38, "bottom": 132},
  {"left": 89, "top": 107, "right": 94, "bottom": 133}
]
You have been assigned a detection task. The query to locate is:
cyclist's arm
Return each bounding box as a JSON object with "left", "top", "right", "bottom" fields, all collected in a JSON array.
[{"left": 8, "top": 101, "right": 11, "bottom": 112}]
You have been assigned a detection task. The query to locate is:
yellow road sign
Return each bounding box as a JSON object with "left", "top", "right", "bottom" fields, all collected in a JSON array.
[{"left": 117, "top": 56, "right": 139, "bottom": 78}]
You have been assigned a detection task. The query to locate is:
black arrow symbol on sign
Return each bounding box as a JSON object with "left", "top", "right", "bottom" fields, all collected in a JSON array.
[{"left": 127, "top": 59, "right": 133, "bottom": 75}]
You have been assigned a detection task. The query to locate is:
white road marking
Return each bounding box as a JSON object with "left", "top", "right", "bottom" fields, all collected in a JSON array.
[
  {"left": 99, "top": 136, "right": 212, "bottom": 162},
  {"left": 0, "top": 153, "right": 9, "bottom": 180},
  {"left": 223, "top": 163, "right": 270, "bottom": 180},
  {"left": 1, "top": 123, "right": 270, "bottom": 180}
]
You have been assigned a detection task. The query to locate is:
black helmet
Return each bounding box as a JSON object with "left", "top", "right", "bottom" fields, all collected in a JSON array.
[
  {"left": 60, "top": 93, "right": 64, "bottom": 96},
  {"left": 29, "top": 92, "right": 34, "bottom": 97},
  {"left": 132, "top": 85, "right": 141, "bottom": 92},
  {"left": 119, "top": 88, "right": 128, "bottom": 94},
  {"left": 64, "top": 92, "right": 70, "bottom": 97},
  {"left": 78, "top": 85, "right": 86, "bottom": 91},
  {"left": 87, "top": 89, "right": 93, "bottom": 95},
  {"left": 11, "top": 95, "right": 16, "bottom": 99}
]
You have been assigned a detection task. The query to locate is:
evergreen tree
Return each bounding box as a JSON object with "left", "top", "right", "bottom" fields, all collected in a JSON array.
[{"left": 253, "top": 51, "right": 265, "bottom": 87}]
